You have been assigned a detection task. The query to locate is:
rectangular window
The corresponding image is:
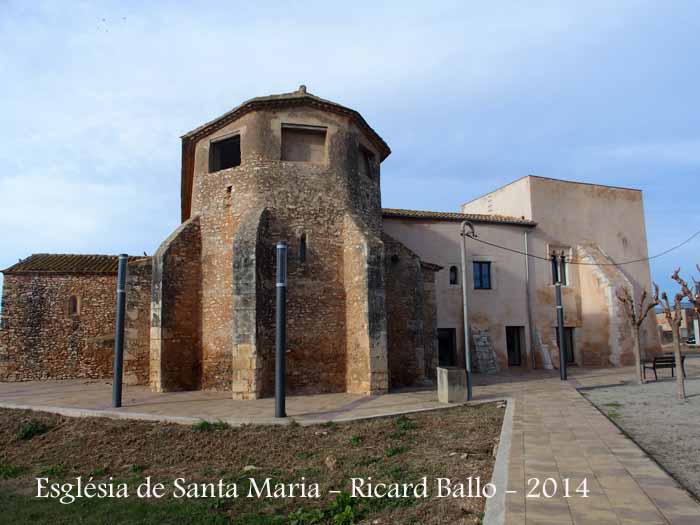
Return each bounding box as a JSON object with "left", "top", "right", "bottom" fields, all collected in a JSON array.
[
  {"left": 551, "top": 253, "right": 569, "bottom": 285},
  {"left": 473, "top": 261, "right": 492, "bottom": 290},
  {"left": 358, "top": 146, "right": 374, "bottom": 178},
  {"left": 209, "top": 135, "right": 241, "bottom": 172},
  {"left": 281, "top": 125, "right": 326, "bottom": 162}
]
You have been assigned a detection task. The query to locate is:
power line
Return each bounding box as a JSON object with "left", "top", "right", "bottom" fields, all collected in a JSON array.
[{"left": 465, "top": 229, "right": 700, "bottom": 267}]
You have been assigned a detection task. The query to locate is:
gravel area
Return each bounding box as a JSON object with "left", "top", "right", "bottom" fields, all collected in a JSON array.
[{"left": 582, "top": 376, "right": 700, "bottom": 499}]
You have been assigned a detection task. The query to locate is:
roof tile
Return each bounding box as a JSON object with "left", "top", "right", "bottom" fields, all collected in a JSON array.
[
  {"left": 382, "top": 208, "right": 536, "bottom": 226},
  {"left": 2, "top": 254, "right": 145, "bottom": 275}
]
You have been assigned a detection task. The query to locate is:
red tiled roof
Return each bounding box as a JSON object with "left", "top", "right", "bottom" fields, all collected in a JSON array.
[
  {"left": 382, "top": 208, "right": 536, "bottom": 226},
  {"left": 2, "top": 254, "right": 145, "bottom": 275}
]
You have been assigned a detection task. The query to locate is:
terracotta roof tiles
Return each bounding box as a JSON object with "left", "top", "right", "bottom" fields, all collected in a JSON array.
[
  {"left": 382, "top": 208, "right": 536, "bottom": 227},
  {"left": 2, "top": 254, "right": 146, "bottom": 275}
]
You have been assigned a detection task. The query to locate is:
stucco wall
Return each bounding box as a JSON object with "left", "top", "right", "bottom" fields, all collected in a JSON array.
[
  {"left": 462, "top": 175, "right": 661, "bottom": 364},
  {"left": 383, "top": 218, "right": 533, "bottom": 370}
]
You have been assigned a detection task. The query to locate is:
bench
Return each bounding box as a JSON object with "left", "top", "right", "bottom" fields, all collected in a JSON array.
[{"left": 642, "top": 354, "right": 686, "bottom": 381}]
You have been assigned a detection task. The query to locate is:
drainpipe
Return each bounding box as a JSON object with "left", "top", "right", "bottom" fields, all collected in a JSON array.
[
  {"left": 460, "top": 221, "right": 475, "bottom": 401},
  {"left": 524, "top": 231, "right": 536, "bottom": 369}
]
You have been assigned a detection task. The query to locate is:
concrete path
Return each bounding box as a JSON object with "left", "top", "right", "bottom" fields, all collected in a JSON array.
[
  {"left": 0, "top": 379, "right": 453, "bottom": 425},
  {"left": 2, "top": 365, "right": 699, "bottom": 523}
]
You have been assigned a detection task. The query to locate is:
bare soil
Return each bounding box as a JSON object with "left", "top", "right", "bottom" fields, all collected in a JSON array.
[{"left": 0, "top": 403, "right": 504, "bottom": 524}]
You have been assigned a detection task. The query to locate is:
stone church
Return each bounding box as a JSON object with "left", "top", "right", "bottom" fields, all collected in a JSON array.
[{"left": 0, "top": 87, "right": 660, "bottom": 397}]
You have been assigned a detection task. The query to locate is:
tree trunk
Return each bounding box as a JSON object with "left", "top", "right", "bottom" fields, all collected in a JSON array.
[
  {"left": 632, "top": 327, "right": 644, "bottom": 385},
  {"left": 672, "top": 325, "right": 686, "bottom": 400}
]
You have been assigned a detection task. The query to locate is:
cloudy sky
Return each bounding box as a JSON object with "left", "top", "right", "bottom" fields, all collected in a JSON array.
[{"left": 1, "top": 1, "right": 699, "bottom": 297}]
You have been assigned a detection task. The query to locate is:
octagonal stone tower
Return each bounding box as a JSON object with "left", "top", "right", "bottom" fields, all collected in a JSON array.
[{"left": 150, "top": 86, "right": 391, "bottom": 399}]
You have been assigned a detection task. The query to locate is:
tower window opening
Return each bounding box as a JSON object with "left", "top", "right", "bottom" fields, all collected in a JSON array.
[
  {"left": 281, "top": 125, "right": 326, "bottom": 162},
  {"left": 359, "top": 146, "right": 375, "bottom": 178},
  {"left": 299, "top": 233, "right": 307, "bottom": 263},
  {"left": 209, "top": 135, "right": 241, "bottom": 172}
]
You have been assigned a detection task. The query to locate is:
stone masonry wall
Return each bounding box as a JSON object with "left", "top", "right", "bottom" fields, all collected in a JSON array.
[
  {"left": 188, "top": 105, "right": 386, "bottom": 398},
  {"left": 0, "top": 273, "right": 117, "bottom": 381},
  {"left": 421, "top": 263, "right": 439, "bottom": 381},
  {"left": 123, "top": 258, "right": 152, "bottom": 385},
  {"left": 150, "top": 216, "right": 202, "bottom": 392},
  {"left": 344, "top": 215, "right": 388, "bottom": 394},
  {"left": 383, "top": 233, "right": 425, "bottom": 388},
  {"left": 231, "top": 207, "right": 269, "bottom": 399}
]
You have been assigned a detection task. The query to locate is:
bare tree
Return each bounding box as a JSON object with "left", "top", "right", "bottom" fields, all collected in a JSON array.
[
  {"left": 659, "top": 288, "right": 686, "bottom": 400},
  {"left": 617, "top": 285, "right": 659, "bottom": 384},
  {"left": 671, "top": 266, "right": 700, "bottom": 311}
]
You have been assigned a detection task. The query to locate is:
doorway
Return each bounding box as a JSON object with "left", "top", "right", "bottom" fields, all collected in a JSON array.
[
  {"left": 556, "top": 327, "right": 576, "bottom": 364},
  {"left": 506, "top": 326, "right": 525, "bottom": 367},
  {"left": 437, "top": 328, "right": 456, "bottom": 367}
]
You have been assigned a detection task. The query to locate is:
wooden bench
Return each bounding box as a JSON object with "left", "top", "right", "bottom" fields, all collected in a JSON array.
[{"left": 642, "top": 354, "right": 686, "bottom": 381}]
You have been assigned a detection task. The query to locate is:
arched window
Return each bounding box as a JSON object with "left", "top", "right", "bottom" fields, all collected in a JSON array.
[
  {"left": 299, "top": 233, "right": 307, "bottom": 263},
  {"left": 449, "top": 265, "right": 459, "bottom": 285},
  {"left": 68, "top": 296, "right": 79, "bottom": 316}
]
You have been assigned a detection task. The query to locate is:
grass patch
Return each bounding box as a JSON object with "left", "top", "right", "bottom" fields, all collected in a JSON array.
[
  {"left": 0, "top": 461, "right": 25, "bottom": 479},
  {"left": 129, "top": 464, "right": 146, "bottom": 474},
  {"left": 350, "top": 435, "right": 362, "bottom": 446},
  {"left": 385, "top": 445, "right": 408, "bottom": 457},
  {"left": 0, "top": 491, "right": 230, "bottom": 524},
  {"left": 606, "top": 410, "right": 621, "bottom": 421},
  {"left": 390, "top": 415, "right": 418, "bottom": 439},
  {"left": 17, "top": 420, "right": 51, "bottom": 441},
  {"left": 296, "top": 450, "right": 314, "bottom": 460},
  {"left": 192, "top": 420, "right": 231, "bottom": 432},
  {"left": 603, "top": 402, "right": 623, "bottom": 409},
  {"left": 395, "top": 415, "right": 417, "bottom": 432},
  {"left": 89, "top": 466, "right": 108, "bottom": 477},
  {"left": 40, "top": 464, "right": 66, "bottom": 477}
]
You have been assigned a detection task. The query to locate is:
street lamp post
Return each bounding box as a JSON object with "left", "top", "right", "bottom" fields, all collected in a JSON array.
[{"left": 460, "top": 221, "right": 475, "bottom": 401}]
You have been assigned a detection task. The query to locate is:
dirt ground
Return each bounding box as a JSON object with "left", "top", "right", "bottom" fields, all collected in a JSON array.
[
  {"left": 0, "top": 403, "right": 504, "bottom": 524},
  {"left": 582, "top": 376, "right": 700, "bottom": 499}
]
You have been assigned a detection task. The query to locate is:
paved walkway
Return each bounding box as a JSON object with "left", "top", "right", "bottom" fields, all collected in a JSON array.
[
  {"left": 1, "top": 365, "right": 699, "bottom": 523},
  {"left": 0, "top": 379, "right": 450, "bottom": 425},
  {"left": 476, "top": 364, "right": 700, "bottom": 524}
]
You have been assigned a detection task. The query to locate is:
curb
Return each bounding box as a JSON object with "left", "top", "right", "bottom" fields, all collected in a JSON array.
[
  {"left": 0, "top": 396, "right": 506, "bottom": 427},
  {"left": 483, "top": 396, "right": 514, "bottom": 525}
]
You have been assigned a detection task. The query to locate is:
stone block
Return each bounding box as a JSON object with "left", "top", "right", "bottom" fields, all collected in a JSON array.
[{"left": 437, "top": 366, "right": 467, "bottom": 403}]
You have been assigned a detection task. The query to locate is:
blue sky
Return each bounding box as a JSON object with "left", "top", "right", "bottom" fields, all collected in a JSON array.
[{"left": 1, "top": 1, "right": 699, "bottom": 298}]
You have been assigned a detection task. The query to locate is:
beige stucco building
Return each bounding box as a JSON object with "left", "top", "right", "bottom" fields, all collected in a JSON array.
[{"left": 385, "top": 175, "right": 661, "bottom": 371}]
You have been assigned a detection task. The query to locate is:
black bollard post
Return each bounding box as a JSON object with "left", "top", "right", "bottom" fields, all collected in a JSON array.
[
  {"left": 112, "top": 254, "right": 128, "bottom": 408},
  {"left": 553, "top": 253, "right": 567, "bottom": 381},
  {"left": 275, "top": 243, "right": 288, "bottom": 418}
]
